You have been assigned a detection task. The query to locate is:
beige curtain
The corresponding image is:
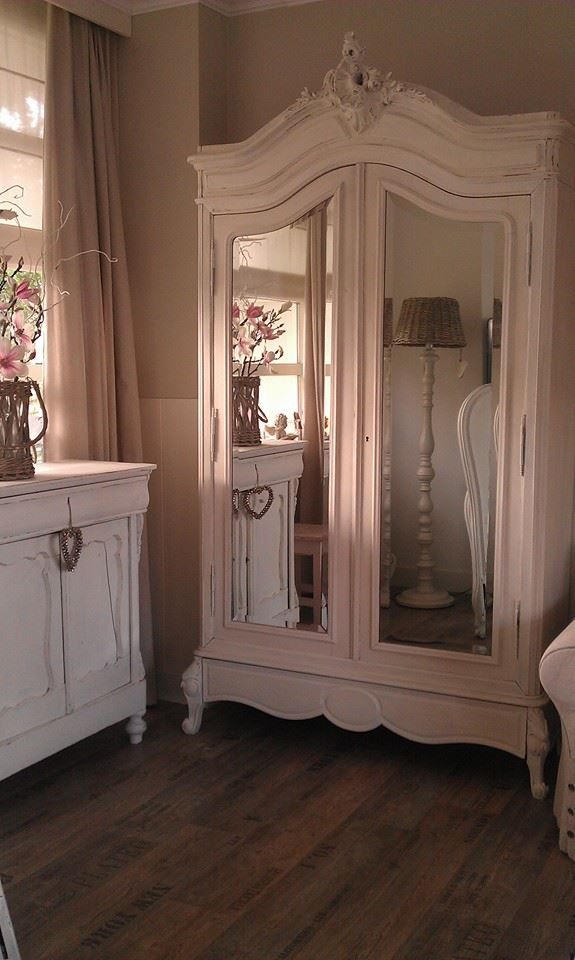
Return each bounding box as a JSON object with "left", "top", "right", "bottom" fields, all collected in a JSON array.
[
  {"left": 43, "top": 5, "right": 156, "bottom": 698},
  {"left": 298, "top": 204, "right": 327, "bottom": 524}
]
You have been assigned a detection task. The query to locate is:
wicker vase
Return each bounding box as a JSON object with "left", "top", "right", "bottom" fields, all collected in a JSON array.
[
  {"left": 232, "top": 376, "right": 267, "bottom": 446},
  {"left": 0, "top": 379, "right": 48, "bottom": 481}
]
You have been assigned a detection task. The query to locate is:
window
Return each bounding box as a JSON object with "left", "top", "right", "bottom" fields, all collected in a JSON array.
[
  {"left": 258, "top": 297, "right": 332, "bottom": 438},
  {"left": 0, "top": 0, "right": 46, "bottom": 444},
  {"left": 233, "top": 220, "right": 333, "bottom": 440}
]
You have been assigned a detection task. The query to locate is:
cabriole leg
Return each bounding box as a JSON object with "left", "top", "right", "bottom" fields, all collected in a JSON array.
[
  {"left": 125, "top": 713, "right": 147, "bottom": 745},
  {"left": 181, "top": 657, "right": 204, "bottom": 734},
  {"left": 526, "top": 706, "right": 550, "bottom": 799}
]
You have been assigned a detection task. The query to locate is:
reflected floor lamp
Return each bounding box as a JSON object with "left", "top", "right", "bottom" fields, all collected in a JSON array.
[
  {"left": 392, "top": 297, "right": 466, "bottom": 609},
  {"left": 381, "top": 297, "right": 394, "bottom": 607}
]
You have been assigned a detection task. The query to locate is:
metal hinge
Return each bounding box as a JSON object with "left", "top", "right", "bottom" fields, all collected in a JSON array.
[
  {"left": 520, "top": 414, "right": 527, "bottom": 477},
  {"left": 527, "top": 222, "right": 533, "bottom": 286},
  {"left": 514, "top": 600, "right": 521, "bottom": 657},
  {"left": 210, "top": 409, "right": 218, "bottom": 462},
  {"left": 210, "top": 563, "right": 215, "bottom": 618}
]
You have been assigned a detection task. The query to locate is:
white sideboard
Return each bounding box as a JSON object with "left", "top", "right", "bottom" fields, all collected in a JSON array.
[
  {"left": 232, "top": 441, "right": 304, "bottom": 627},
  {"left": 0, "top": 460, "right": 154, "bottom": 781}
]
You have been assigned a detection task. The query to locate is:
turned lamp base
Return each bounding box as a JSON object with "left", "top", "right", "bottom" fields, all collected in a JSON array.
[{"left": 395, "top": 586, "right": 454, "bottom": 610}]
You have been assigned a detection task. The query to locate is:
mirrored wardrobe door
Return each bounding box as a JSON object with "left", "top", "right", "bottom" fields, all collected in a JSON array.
[
  {"left": 230, "top": 204, "right": 333, "bottom": 634},
  {"left": 379, "top": 195, "right": 505, "bottom": 655}
]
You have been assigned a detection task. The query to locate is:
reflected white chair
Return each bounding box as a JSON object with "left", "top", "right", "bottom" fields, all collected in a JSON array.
[
  {"left": 457, "top": 384, "right": 493, "bottom": 639},
  {"left": 540, "top": 621, "right": 575, "bottom": 861}
]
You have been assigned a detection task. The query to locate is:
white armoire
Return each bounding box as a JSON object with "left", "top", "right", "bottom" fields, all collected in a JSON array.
[{"left": 183, "top": 34, "right": 575, "bottom": 798}]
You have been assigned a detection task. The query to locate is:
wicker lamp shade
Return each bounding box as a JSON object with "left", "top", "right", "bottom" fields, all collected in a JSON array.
[{"left": 393, "top": 297, "right": 465, "bottom": 348}]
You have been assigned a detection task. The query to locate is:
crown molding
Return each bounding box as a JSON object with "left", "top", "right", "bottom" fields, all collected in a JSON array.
[
  {"left": 103, "top": 0, "right": 322, "bottom": 15},
  {"left": 50, "top": 0, "right": 132, "bottom": 35}
]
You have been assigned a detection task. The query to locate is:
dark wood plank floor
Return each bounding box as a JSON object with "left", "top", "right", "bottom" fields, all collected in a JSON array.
[
  {"left": 380, "top": 591, "right": 493, "bottom": 654},
  {"left": 1, "top": 701, "right": 574, "bottom": 960}
]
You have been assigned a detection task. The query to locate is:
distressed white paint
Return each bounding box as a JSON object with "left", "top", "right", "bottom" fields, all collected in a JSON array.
[
  {"left": 540, "top": 622, "right": 575, "bottom": 856},
  {"left": 232, "top": 442, "right": 303, "bottom": 627},
  {"left": 0, "top": 461, "right": 154, "bottom": 780},
  {"left": 185, "top": 40, "right": 575, "bottom": 798}
]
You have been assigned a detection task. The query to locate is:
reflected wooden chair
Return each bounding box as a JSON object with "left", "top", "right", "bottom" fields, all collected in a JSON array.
[{"left": 294, "top": 522, "right": 328, "bottom": 627}]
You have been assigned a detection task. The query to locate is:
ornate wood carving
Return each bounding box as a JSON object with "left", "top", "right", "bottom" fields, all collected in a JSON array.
[
  {"left": 526, "top": 707, "right": 550, "bottom": 800},
  {"left": 295, "top": 32, "right": 428, "bottom": 134},
  {"left": 181, "top": 658, "right": 204, "bottom": 735}
]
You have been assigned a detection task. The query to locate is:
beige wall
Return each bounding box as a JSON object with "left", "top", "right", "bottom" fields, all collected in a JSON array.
[
  {"left": 226, "top": 0, "right": 575, "bottom": 140},
  {"left": 118, "top": 0, "right": 575, "bottom": 698},
  {"left": 118, "top": 6, "right": 202, "bottom": 696},
  {"left": 198, "top": 4, "right": 228, "bottom": 146}
]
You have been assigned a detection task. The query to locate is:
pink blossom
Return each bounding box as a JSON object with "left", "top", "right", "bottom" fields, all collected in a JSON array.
[
  {"left": 232, "top": 303, "right": 240, "bottom": 320},
  {"left": 262, "top": 351, "right": 276, "bottom": 366},
  {"left": 14, "top": 279, "right": 39, "bottom": 303},
  {"left": 237, "top": 330, "right": 255, "bottom": 357},
  {"left": 246, "top": 303, "right": 264, "bottom": 322},
  {"left": 254, "top": 320, "right": 282, "bottom": 340},
  {"left": 0, "top": 338, "right": 27, "bottom": 379},
  {"left": 13, "top": 311, "right": 35, "bottom": 352}
]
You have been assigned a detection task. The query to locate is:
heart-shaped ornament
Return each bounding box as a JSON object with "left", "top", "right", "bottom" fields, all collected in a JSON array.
[
  {"left": 59, "top": 526, "right": 84, "bottom": 572},
  {"left": 242, "top": 485, "right": 274, "bottom": 520}
]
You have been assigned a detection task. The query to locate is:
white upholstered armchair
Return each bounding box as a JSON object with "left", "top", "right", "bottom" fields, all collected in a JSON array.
[{"left": 539, "top": 620, "right": 575, "bottom": 860}]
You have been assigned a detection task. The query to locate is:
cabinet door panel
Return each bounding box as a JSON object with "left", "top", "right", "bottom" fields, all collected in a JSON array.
[
  {"left": 232, "top": 507, "right": 248, "bottom": 622},
  {"left": 63, "top": 518, "right": 131, "bottom": 709},
  {"left": 0, "top": 536, "right": 65, "bottom": 740},
  {"left": 245, "top": 479, "right": 292, "bottom": 626},
  {"left": 360, "top": 165, "right": 531, "bottom": 685}
]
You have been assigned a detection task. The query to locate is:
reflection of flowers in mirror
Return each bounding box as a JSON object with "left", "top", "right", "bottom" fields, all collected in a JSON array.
[
  {"left": 0, "top": 188, "right": 45, "bottom": 382},
  {"left": 0, "top": 243, "right": 44, "bottom": 381},
  {"left": 232, "top": 299, "right": 291, "bottom": 378}
]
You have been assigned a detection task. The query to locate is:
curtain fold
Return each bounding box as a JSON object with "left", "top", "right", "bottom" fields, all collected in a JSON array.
[
  {"left": 43, "top": 5, "right": 156, "bottom": 699},
  {"left": 298, "top": 204, "right": 327, "bottom": 525}
]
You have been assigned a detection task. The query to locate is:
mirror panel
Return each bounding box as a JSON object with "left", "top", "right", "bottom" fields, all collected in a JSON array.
[
  {"left": 231, "top": 202, "right": 333, "bottom": 632},
  {"left": 380, "top": 194, "right": 504, "bottom": 653}
]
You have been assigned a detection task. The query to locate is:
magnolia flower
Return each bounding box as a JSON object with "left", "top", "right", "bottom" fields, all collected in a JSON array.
[
  {"left": 0, "top": 338, "right": 27, "bottom": 379},
  {"left": 14, "top": 278, "right": 39, "bottom": 303},
  {"left": 232, "top": 299, "right": 289, "bottom": 377},
  {"left": 246, "top": 303, "right": 264, "bottom": 321},
  {"left": 236, "top": 328, "right": 255, "bottom": 357},
  {"left": 263, "top": 349, "right": 279, "bottom": 367},
  {"left": 253, "top": 319, "right": 283, "bottom": 340},
  {"left": 13, "top": 310, "right": 35, "bottom": 352}
]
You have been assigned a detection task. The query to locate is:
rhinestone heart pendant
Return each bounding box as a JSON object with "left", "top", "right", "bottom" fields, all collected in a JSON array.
[
  {"left": 242, "top": 485, "right": 274, "bottom": 520},
  {"left": 59, "top": 526, "right": 84, "bottom": 572}
]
